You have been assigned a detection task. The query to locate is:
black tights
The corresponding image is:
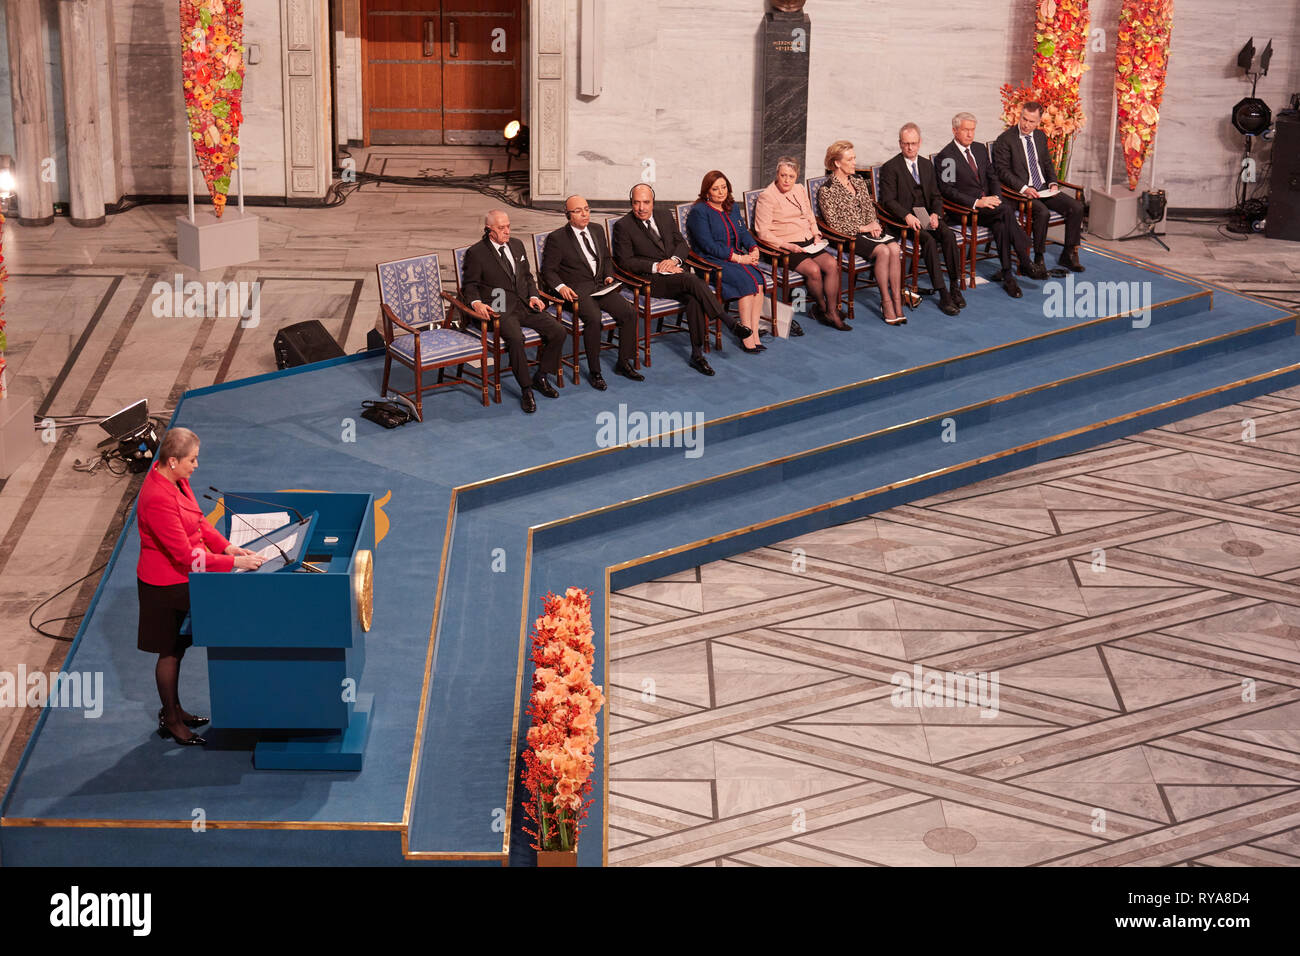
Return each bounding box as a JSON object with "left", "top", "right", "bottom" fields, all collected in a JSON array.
[
  {"left": 156, "top": 648, "right": 197, "bottom": 737},
  {"left": 795, "top": 252, "right": 840, "bottom": 315}
]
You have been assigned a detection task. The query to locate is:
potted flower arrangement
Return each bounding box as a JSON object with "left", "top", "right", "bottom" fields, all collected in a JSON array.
[
  {"left": 181, "top": 0, "right": 246, "bottom": 217},
  {"left": 520, "top": 587, "right": 605, "bottom": 865},
  {"left": 1115, "top": 0, "right": 1173, "bottom": 189},
  {"left": 1001, "top": 0, "right": 1091, "bottom": 181}
]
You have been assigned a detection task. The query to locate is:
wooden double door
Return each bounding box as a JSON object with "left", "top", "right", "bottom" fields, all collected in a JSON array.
[{"left": 363, "top": 0, "right": 522, "bottom": 145}]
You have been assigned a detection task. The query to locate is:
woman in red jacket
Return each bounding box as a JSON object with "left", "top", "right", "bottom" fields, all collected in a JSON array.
[{"left": 137, "top": 427, "right": 264, "bottom": 745}]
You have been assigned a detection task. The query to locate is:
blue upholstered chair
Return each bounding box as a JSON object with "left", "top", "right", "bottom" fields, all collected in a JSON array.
[
  {"left": 375, "top": 252, "right": 492, "bottom": 418},
  {"left": 452, "top": 244, "right": 564, "bottom": 403}
]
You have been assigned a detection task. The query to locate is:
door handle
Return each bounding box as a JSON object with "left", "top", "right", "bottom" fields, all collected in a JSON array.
[
  {"left": 423, "top": 19, "right": 435, "bottom": 57},
  {"left": 448, "top": 19, "right": 459, "bottom": 58}
]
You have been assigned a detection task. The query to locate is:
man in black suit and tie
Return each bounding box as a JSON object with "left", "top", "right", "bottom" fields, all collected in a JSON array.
[
  {"left": 612, "top": 183, "right": 749, "bottom": 377},
  {"left": 539, "top": 195, "right": 644, "bottom": 390},
  {"left": 993, "top": 101, "right": 1086, "bottom": 273},
  {"left": 878, "top": 122, "right": 966, "bottom": 316},
  {"left": 462, "top": 209, "right": 567, "bottom": 414},
  {"left": 935, "top": 112, "right": 1046, "bottom": 299}
]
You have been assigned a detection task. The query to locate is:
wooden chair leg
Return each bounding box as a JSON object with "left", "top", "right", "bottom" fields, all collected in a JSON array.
[{"left": 381, "top": 353, "right": 393, "bottom": 398}]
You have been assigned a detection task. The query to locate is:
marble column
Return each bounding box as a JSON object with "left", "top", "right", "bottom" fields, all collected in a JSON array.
[
  {"left": 4, "top": 0, "right": 55, "bottom": 225},
  {"left": 57, "top": 0, "right": 106, "bottom": 226},
  {"left": 760, "top": 9, "right": 811, "bottom": 184},
  {"left": 281, "top": 0, "right": 330, "bottom": 200},
  {"left": 530, "top": 0, "right": 565, "bottom": 203}
]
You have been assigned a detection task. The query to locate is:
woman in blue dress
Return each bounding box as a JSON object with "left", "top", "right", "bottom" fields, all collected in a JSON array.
[{"left": 686, "top": 170, "right": 767, "bottom": 353}]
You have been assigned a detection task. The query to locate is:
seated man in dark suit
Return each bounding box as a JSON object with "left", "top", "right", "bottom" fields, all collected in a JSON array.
[
  {"left": 878, "top": 122, "right": 965, "bottom": 316},
  {"left": 993, "top": 101, "right": 1085, "bottom": 273},
  {"left": 935, "top": 112, "right": 1047, "bottom": 299},
  {"left": 612, "top": 183, "right": 748, "bottom": 377},
  {"left": 539, "top": 194, "right": 643, "bottom": 390},
  {"left": 462, "top": 209, "right": 567, "bottom": 414}
]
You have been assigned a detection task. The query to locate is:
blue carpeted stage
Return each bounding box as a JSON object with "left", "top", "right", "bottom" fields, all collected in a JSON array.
[{"left": 3, "top": 245, "right": 1299, "bottom": 866}]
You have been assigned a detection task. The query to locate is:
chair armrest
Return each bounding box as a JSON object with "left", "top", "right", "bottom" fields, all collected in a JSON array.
[
  {"left": 1000, "top": 186, "right": 1031, "bottom": 208},
  {"left": 1058, "top": 180, "right": 1084, "bottom": 201},
  {"left": 380, "top": 303, "right": 420, "bottom": 340},
  {"left": 875, "top": 209, "right": 921, "bottom": 240},
  {"left": 536, "top": 290, "right": 565, "bottom": 306},
  {"left": 685, "top": 254, "right": 721, "bottom": 276},
  {"left": 440, "top": 291, "right": 497, "bottom": 334},
  {"left": 942, "top": 200, "right": 976, "bottom": 222},
  {"left": 613, "top": 266, "right": 648, "bottom": 288}
]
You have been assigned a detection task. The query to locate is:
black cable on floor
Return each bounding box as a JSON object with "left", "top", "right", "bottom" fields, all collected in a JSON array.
[{"left": 30, "top": 563, "right": 108, "bottom": 641}]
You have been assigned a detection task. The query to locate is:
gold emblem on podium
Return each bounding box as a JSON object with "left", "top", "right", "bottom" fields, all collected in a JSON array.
[{"left": 354, "top": 549, "right": 374, "bottom": 632}]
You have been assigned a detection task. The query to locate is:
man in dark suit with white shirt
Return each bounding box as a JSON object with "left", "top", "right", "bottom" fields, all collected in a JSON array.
[
  {"left": 461, "top": 209, "right": 566, "bottom": 413},
  {"left": 935, "top": 112, "right": 1046, "bottom": 299},
  {"left": 612, "top": 183, "right": 746, "bottom": 377},
  {"left": 878, "top": 122, "right": 965, "bottom": 315},
  {"left": 539, "top": 194, "right": 643, "bottom": 390},
  {"left": 992, "top": 101, "right": 1085, "bottom": 273}
]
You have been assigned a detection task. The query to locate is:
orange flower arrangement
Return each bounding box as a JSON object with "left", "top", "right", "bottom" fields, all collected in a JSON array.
[
  {"left": 1001, "top": 0, "right": 1090, "bottom": 180},
  {"left": 1115, "top": 0, "right": 1173, "bottom": 189},
  {"left": 521, "top": 587, "right": 605, "bottom": 856},
  {"left": 181, "top": 0, "right": 245, "bottom": 217}
]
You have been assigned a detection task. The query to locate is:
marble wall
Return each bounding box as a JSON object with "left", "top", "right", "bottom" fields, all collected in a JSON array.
[{"left": 559, "top": 0, "right": 1300, "bottom": 209}]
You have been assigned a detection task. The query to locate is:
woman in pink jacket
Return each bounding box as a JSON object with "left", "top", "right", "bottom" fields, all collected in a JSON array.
[{"left": 136, "top": 427, "right": 264, "bottom": 745}]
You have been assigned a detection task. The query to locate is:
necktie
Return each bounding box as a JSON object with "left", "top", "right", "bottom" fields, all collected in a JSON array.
[
  {"left": 580, "top": 231, "right": 598, "bottom": 275},
  {"left": 964, "top": 147, "right": 978, "bottom": 176},
  {"left": 1024, "top": 135, "right": 1044, "bottom": 189},
  {"left": 910, "top": 161, "right": 920, "bottom": 184},
  {"left": 497, "top": 244, "right": 514, "bottom": 276}
]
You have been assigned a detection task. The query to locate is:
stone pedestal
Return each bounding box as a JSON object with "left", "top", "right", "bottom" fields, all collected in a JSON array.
[
  {"left": 176, "top": 210, "right": 261, "bottom": 272},
  {"left": 1089, "top": 188, "right": 1139, "bottom": 240},
  {"left": 0, "top": 390, "right": 37, "bottom": 478},
  {"left": 760, "top": 10, "right": 811, "bottom": 182}
]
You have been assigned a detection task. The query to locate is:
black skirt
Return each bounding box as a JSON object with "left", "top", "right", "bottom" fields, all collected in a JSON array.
[
  {"left": 137, "top": 579, "right": 192, "bottom": 654},
  {"left": 784, "top": 238, "right": 819, "bottom": 269}
]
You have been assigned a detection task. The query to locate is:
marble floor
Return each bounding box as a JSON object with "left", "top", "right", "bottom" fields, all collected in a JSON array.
[{"left": 0, "top": 175, "right": 1298, "bottom": 840}]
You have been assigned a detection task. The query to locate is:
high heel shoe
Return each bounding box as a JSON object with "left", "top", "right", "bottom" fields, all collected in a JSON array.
[
  {"left": 740, "top": 341, "right": 765, "bottom": 354},
  {"left": 157, "top": 724, "right": 206, "bottom": 746},
  {"left": 159, "top": 706, "right": 210, "bottom": 729}
]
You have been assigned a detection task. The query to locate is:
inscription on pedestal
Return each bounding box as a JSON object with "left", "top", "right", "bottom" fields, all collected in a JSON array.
[{"left": 760, "top": 11, "right": 811, "bottom": 181}]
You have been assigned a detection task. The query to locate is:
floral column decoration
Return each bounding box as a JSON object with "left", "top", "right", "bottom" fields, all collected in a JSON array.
[
  {"left": 1115, "top": 0, "right": 1173, "bottom": 189},
  {"left": 181, "top": 0, "right": 246, "bottom": 217},
  {"left": 1000, "top": 0, "right": 1091, "bottom": 180},
  {"left": 521, "top": 588, "right": 605, "bottom": 862}
]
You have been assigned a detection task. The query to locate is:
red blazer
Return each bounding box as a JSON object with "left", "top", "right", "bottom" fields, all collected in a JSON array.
[{"left": 136, "top": 466, "right": 235, "bottom": 585}]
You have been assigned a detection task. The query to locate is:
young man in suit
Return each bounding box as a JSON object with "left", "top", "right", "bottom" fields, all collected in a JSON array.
[
  {"left": 462, "top": 209, "right": 566, "bottom": 413},
  {"left": 878, "top": 122, "right": 965, "bottom": 316},
  {"left": 993, "top": 102, "right": 1086, "bottom": 273},
  {"left": 612, "top": 183, "right": 748, "bottom": 377},
  {"left": 539, "top": 195, "right": 643, "bottom": 390},
  {"left": 935, "top": 112, "right": 1046, "bottom": 299}
]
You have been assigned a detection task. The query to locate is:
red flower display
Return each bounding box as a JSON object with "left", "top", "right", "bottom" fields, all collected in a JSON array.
[
  {"left": 1115, "top": 0, "right": 1173, "bottom": 189},
  {"left": 1002, "top": 0, "right": 1091, "bottom": 180},
  {"left": 520, "top": 588, "right": 605, "bottom": 855},
  {"left": 181, "top": 0, "right": 245, "bottom": 217}
]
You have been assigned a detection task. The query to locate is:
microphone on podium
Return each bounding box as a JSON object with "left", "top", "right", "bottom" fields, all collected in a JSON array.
[
  {"left": 203, "top": 493, "right": 324, "bottom": 572},
  {"left": 208, "top": 486, "right": 309, "bottom": 525}
]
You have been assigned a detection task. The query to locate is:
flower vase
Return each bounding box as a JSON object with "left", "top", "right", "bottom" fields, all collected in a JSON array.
[{"left": 536, "top": 848, "right": 577, "bottom": 867}]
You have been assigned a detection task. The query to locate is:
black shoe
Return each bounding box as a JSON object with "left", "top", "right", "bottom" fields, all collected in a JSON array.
[
  {"left": 950, "top": 285, "right": 966, "bottom": 309},
  {"left": 938, "top": 291, "right": 960, "bottom": 316},
  {"left": 588, "top": 372, "right": 608, "bottom": 391},
  {"left": 1059, "top": 248, "right": 1085, "bottom": 272},
  {"left": 158, "top": 725, "right": 206, "bottom": 746},
  {"left": 613, "top": 361, "right": 644, "bottom": 382},
  {"left": 159, "top": 707, "right": 209, "bottom": 729},
  {"left": 789, "top": 319, "right": 804, "bottom": 337},
  {"left": 1018, "top": 260, "right": 1048, "bottom": 280},
  {"left": 532, "top": 376, "right": 559, "bottom": 399},
  {"left": 520, "top": 388, "right": 537, "bottom": 413},
  {"left": 688, "top": 355, "right": 715, "bottom": 376},
  {"left": 732, "top": 323, "right": 753, "bottom": 343},
  {"left": 1003, "top": 275, "right": 1023, "bottom": 298}
]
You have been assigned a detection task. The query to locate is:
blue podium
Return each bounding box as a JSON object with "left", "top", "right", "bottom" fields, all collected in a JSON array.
[{"left": 190, "top": 491, "right": 376, "bottom": 770}]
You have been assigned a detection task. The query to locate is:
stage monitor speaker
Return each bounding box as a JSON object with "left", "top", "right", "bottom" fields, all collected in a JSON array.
[
  {"left": 1265, "top": 112, "right": 1300, "bottom": 242},
  {"left": 274, "top": 320, "right": 346, "bottom": 369}
]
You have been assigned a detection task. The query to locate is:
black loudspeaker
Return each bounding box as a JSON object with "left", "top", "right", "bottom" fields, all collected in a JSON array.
[
  {"left": 1265, "top": 112, "right": 1300, "bottom": 241},
  {"left": 273, "top": 320, "right": 346, "bottom": 369}
]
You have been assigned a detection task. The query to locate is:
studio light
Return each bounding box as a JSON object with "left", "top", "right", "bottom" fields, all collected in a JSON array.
[
  {"left": 1232, "top": 97, "right": 1273, "bottom": 136},
  {"left": 0, "top": 155, "right": 15, "bottom": 214},
  {"left": 503, "top": 121, "right": 529, "bottom": 158}
]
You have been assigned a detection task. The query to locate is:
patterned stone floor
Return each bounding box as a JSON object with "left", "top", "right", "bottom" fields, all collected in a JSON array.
[{"left": 608, "top": 393, "right": 1300, "bottom": 866}]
